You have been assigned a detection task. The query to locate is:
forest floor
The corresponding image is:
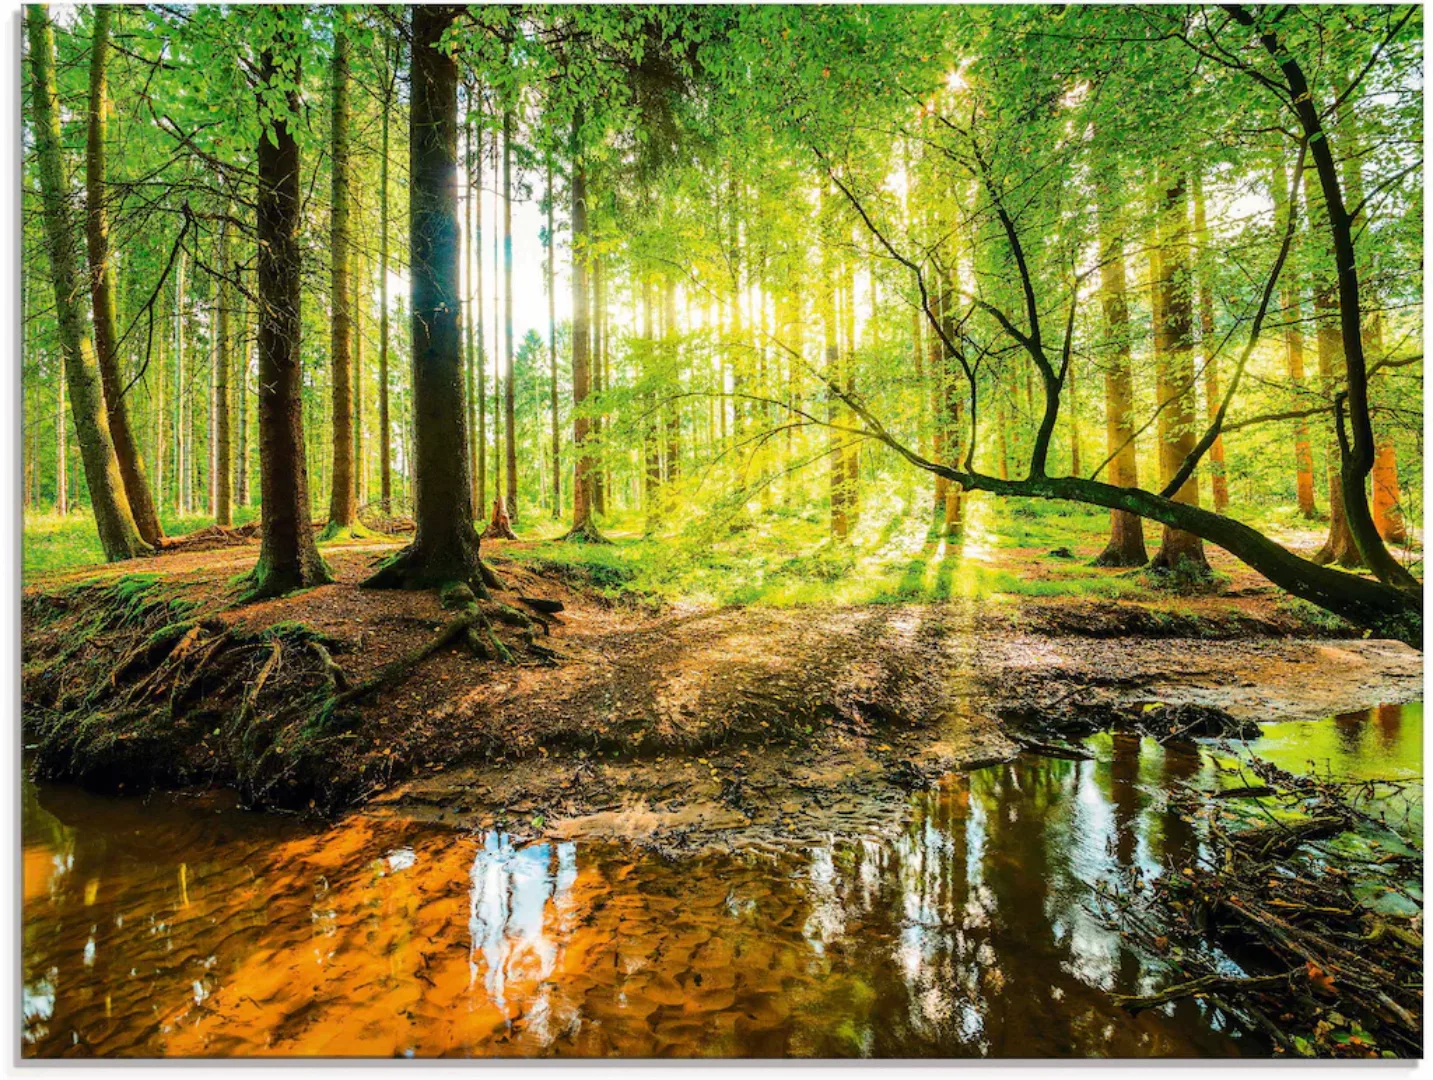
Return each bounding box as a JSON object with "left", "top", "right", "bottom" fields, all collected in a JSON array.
[{"left": 21, "top": 497, "right": 1423, "bottom": 851}]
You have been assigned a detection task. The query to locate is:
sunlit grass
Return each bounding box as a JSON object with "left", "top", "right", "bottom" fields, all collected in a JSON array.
[
  {"left": 22, "top": 505, "right": 260, "bottom": 582},
  {"left": 28, "top": 489, "right": 1386, "bottom": 611}
]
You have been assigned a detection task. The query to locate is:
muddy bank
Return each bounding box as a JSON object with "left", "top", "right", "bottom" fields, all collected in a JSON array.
[{"left": 21, "top": 544, "right": 1421, "bottom": 849}]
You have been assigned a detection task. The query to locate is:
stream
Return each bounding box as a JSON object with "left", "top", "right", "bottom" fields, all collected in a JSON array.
[{"left": 22, "top": 701, "right": 1421, "bottom": 1058}]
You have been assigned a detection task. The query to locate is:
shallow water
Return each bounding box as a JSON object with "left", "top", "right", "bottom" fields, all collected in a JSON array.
[{"left": 21, "top": 703, "right": 1420, "bottom": 1059}]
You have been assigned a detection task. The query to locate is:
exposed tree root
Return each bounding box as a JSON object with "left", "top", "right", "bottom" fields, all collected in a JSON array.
[{"left": 559, "top": 517, "right": 610, "bottom": 544}]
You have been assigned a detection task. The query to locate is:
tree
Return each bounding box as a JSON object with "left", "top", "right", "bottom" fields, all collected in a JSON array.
[
  {"left": 325, "top": 20, "right": 358, "bottom": 536},
  {"left": 562, "top": 113, "right": 607, "bottom": 543},
  {"left": 378, "top": 37, "right": 395, "bottom": 516},
  {"left": 86, "top": 6, "right": 164, "bottom": 547},
  {"left": 248, "top": 29, "right": 331, "bottom": 598},
  {"left": 366, "top": 5, "right": 500, "bottom": 592},
  {"left": 1147, "top": 172, "right": 1209, "bottom": 575},
  {"left": 27, "top": 4, "right": 150, "bottom": 562},
  {"left": 1092, "top": 204, "right": 1148, "bottom": 568},
  {"left": 214, "top": 212, "right": 233, "bottom": 527}
]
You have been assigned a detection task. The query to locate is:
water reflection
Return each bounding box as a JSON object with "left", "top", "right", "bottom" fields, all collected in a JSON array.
[{"left": 22, "top": 703, "right": 1419, "bottom": 1059}]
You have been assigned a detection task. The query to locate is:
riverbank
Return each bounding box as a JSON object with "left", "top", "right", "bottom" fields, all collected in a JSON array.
[{"left": 21, "top": 532, "right": 1421, "bottom": 848}]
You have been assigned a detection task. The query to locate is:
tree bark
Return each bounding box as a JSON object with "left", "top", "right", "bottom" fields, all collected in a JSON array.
[
  {"left": 28, "top": 5, "right": 149, "bottom": 559},
  {"left": 547, "top": 161, "right": 560, "bottom": 517},
  {"left": 365, "top": 5, "right": 496, "bottom": 591},
  {"left": 1270, "top": 153, "right": 1318, "bottom": 519},
  {"left": 236, "top": 284, "right": 250, "bottom": 507},
  {"left": 562, "top": 118, "right": 605, "bottom": 543},
  {"left": 502, "top": 107, "right": 518, "bottom": 523},
  {"left": 1191, "top": 171, "right": 1229, "bottom": 513},
  {"left": 249, "top": 38, "right": 331, "bottom": 597},
  {"left": 325, "top": 24, "right": 357, "bottom": 533},
  {"left": 378, "top": 43, "right": 393, "bottom": 516},
  {"left": 213, "top": 211, "right": 232, "bottom": 526},
  {"left": 1093, "top": 206, "right": 1148, "bottom": 567},
  {"left": 86, "top": 6, "right": 163, "bottom": 546},
  {"left": 1148, "top": 173, "right": 1209, "bottom": 574},
  {"left": 464, "top": 85, "right": 479, "bottom": 519}
]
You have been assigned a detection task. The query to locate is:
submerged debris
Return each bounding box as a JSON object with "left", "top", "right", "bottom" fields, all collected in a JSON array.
[{"left": 1095, "top": 753, "right": 1422, "bottom": 1058}]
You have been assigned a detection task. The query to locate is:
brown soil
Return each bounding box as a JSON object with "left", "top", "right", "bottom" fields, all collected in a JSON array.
[{"left": 21, "top": 535, "right": 1422, "bottom": 852}]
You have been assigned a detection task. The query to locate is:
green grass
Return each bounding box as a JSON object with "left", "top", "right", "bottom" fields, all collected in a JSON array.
[
  {"left": 25, "top": 490, "right": 1354, "bottom": 611},
  {"left": 498, "top": 490, "right": 1158, "bottom": 609},
  {"left": 22, "top": 506, "right": 260, "bottom": 581}
]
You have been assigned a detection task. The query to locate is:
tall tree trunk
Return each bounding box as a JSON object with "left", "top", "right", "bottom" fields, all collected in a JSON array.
[
  {"left": 366, "top": 5, "right": 495, "bottom": 592},
  {"left": 1367, "top": 311, "right": 1406, "bottom": 544},
  {"left": 464, "top": 86, "right": 479, "bottom": 519},
  {"left": 27, "top": 5, "right": 148, "bottom": 558},
  {"left": 1149, "top": 173, "right": 1209, "bottom": 573},
  {"left": 591, "top": 257, "right": 606, "bottom": 516},
  {"left": 502, "top": 107, "right": 517, "bottom": 523},
  {"left": 153, "top": 297, "right": 165, "bottom": 510},
  {"left": 547, "top": 161, "right": 559, "bottom": 518},
  {"left": 213, "top": 211, "right": 232, "bottom": 526},
  {"left": 249, "top": 37, "right": 330, "bottom": 597},
  {"left": 236, "top": 286, "right": 250, "bottom": 507},
  {"left": 475, "top": 105, "right": 487, "bottom": 519},
  {"left": 354, "top": 245, "right": 366, "bottom": 508},
  {"left": 174, "top": 250, "right": 186, "bottom": 514},
  {"left": 1093, "top": 206, "right": 1149, "bottom": 566},
  {"left": 86, "top": 6, "right": 162, "bottom": 546},
  {"left": 938, "top": 256, "right": 963, "bottom": 537},
  {"left": 562, "top": 117, "right": 605, "bottom": 543},
  {"left": 1302, "top": 172, "right": 1363, "bottom": 568},
  {"left": 378, "top": 45, "right": 393, "bottom": 516},
  {"left": 325, "top": 24, "right": 357, "bottom": 534},
  {"left": 1271, "top": 154, "right": 1318, "bottom": 518},
  {"left": 55, "top": 366, "right": 67, "bottom": 515},
  {"left": 1190, "top": 171, "right": 1228, "bottom": 513},
  {"left": 664, "top": 276, "right": 681, "bottom": 487}
]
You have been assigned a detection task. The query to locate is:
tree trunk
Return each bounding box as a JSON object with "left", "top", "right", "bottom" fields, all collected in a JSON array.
[
  {"left": 562, "top": 118, "right": 605, "bottom": 543},
  {"left": 55, "top": 365, "right": 67, "bottom": 515},
  {"left": 464, "top": 87, "right": 479, "bottom": 519},
  {"left": 1093, "top": 206, "right": 1148, "bottom": 567},
  {"left": 1191, "top": 171, "right": 1228, "bottom": 513},
  {"left": 174, "top": 249, "right": 186, "bottom": 514},
  {"left": 365, "top": 5, "right": 495, "bottom": 591},
  {"left": 823, "top": 213, "right": 847, "bottom": 541},
  {"left": 475, "top": 108, "right": 487, "bottom": 520},
  {"left": 938, "top": 260, "right": 963, "bottom": 538},
  {"left": 1270, "top": 153, "right": 1318, "bottom": 519},
  {"left": 1303, "top": 173, "right": 1363, "bottom": 568},
  {"left": 592, "top": 257, "right": 607, "bottom": 516},
  {"left": 325, "top": 24, "right": 357, "bottom": 534},
  {"left": 86, "top": 6, "right": 163, "bottom": 546},
  {"left": 664, "top": 275, "right": 681, "bottom": 486},
  {"left": 236, "top": 288, "right": 250, "bottom": 507},
  {"left": 1149, "top": 173, "right": 1209, "bottom": 574},
  {"left": 378, "top": 47, "right": 393, "bottom": 516},
  {"left": 27, "top": 5, "right": 148, "bottom": 559},
  {"left": 502, "top": 107, "right": 518, "bottom": 523},
  {"left": 547, "top": 161, "right": 560, "bottom": 518},
  {"left": 214, "top": 211, "right": 232, "bottom": 526},
  {"left": 1367, "top": 313, "right": 1406, "bottom": 544},
  {"left": 249, "top": 38, "right": 331, "bottom": 598}
]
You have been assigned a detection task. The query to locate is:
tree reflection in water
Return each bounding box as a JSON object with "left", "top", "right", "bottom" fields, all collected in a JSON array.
[{"left": 29, "top": 708, "right": 1420, "bottom": 1058}]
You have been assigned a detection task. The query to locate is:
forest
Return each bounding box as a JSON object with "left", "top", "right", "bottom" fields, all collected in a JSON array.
[{"left": 18, "top": 2, "right": 1426, "bottom": 1062}]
